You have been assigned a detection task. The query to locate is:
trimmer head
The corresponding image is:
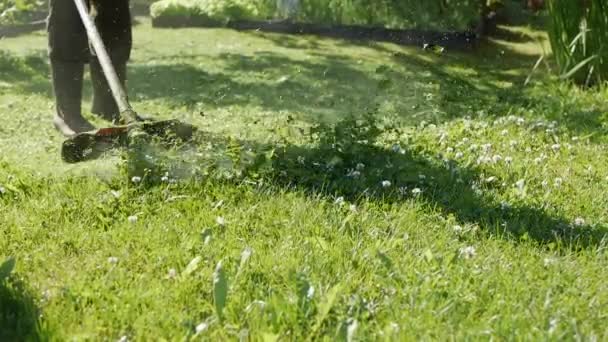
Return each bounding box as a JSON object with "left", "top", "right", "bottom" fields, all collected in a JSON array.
[{"left": 61, "top": 119, "right": 196, "bottom": 163}]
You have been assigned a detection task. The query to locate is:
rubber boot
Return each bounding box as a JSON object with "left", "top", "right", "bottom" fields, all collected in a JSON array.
[
  {"left": 90, "top": 58, "right": 126, "bottom": 124},
  {"left": 51, "top": 61, "right": 96, "bottom": 137}
]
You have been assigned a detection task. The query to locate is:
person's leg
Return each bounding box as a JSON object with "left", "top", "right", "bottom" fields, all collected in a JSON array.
[
  {"left": 89, "top": 0, "right": 132, "bottom": 123},
  {"left": 47, "top": 0, "right": 95, "bottom": 136}
]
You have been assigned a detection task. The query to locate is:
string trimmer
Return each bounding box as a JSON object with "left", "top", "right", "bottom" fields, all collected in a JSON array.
[{"left": 61, "top": 0, "right": 196, "bottom": 163}]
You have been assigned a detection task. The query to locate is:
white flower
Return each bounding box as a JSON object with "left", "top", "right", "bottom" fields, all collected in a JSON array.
[
  {"left": 453, "top": 225, "right": 464, "bottom": 233},
  {"left": 501, "top": 129, "right": 508, "bottom": 136},
  {"left": 572, "top": 136, "right": 579, "bottom": 141},
  {"left": 516, "top": 117, "right": 525, "bottom": 125},
  {"left": 515, "top": 179, "right": 525, "bottom": 192},
  {"left": 492, "top": 155, "right": 502, "bottom": 163},
  {"left": 419, "top": 174, "right": 426, "bottom": 180},
  {"left": 469, "top": 144, "right": 478, "bottom": 151},
  {"left": 573, "top": 217, "right": 586, "bottom": 226},
  {"left": 297, "top": 155, "right": 306, "bottom": 164},
  {"left": 334, "top": 196, "right": 345, "bottom": 206},
  {"left": 161, "top": 175, "right": 169, "bottom": 182},
  {"left": 554, "top": 178, "right": 563, "bottom": 187},
  {"left": 509, "top": 140, "right": 518, "bottom": 148},
  {"left": 110, "top": 190, "right": 121, "bottom": 199},
  {"left": 543, "top": 258, "right": 557, "bottom": 267},
  {"left": 482, "top": 143, "right": 492, "bottom": 153},
  {"left": 216, "top": 216, "right": 226, "bottom": 226},
  {"left": 411, "top": 188, "right": 422, "bottom": 195},
  {"left": 306, "top": 285, "right": 315, "bottom": 299},
  {"left": 500, "top": 201, "right": 511, "bottom": 210},
  {"left": 392, "top": 144, "right": 402, "bottom": 153},
  {"left": 541, "top": 180, "right": 548, "bottom": 188},
  {"left": 504, "top": 156, "right": 513, "bottom": 165},
  {"left": 195, "top": 322, "right": 209, "bottom": 334},
  {"left": 462, "top": 137, "right": 470, "bottom": 143},
  {"left": 0, "top": 186, "right": 5, "bottom": 195},
  {"left": 548, "top": 318, "right": 558, "bottom": 334},
  {"left": 108, "top": 256, "right": 119, "bottom": 264},
  {"left": 381, "top": 180, "right": 392, "bottom": 188},
  {"left": 167, "top": 268, "right": 177, "bottom": 279},
  {"left": 356, "top": 163, "right": 365, "bottom": 171},
  {"left": 459, "top": 246, "right": 476, "bottom": 259},
  {"left": 551, "top": 144, "right": 561, "bottom": 152},
  {"left": 446, "top": 147, "right": 454, "bottom": 153},
  {"left": 131, "top": 176, "right": 142, "bottom": 184},
  {"left": 455, "top": 152, "right": 464, "bottom": 159},
  {"left": 128, "top": 215, "right": 138, "bottom": 223},
  {"left": 534, "top": 157, "right": 542, "bottom": 164},
  {"left": 485, "top": 176, "right": 497, "bottom": 183},
  {"left": 349, "top": 204, "right": 357, "bottom": 212},
  {"left": 117, "top": 336, "right": 128, "bottom": 342},
  {"left": 347, "top": 170, "right": 361, "bottom": 178}
]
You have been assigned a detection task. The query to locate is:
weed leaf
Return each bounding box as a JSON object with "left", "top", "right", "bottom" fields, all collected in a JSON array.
[{"left": 213, "top": 260, "right": 228, "bottom": 321}]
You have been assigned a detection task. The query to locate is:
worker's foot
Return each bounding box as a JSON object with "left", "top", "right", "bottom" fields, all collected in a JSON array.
[{"left": 53, "top": 114, "right": 96, "bottom": 137}]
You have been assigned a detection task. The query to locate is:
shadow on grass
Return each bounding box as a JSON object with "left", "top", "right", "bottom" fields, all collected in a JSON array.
[
  {"left": 265, "top": 118, "right": 607, "bottom": 250},
  {"left": 0, "top": 275, "right": 52, "bottom": 341},
  {"left": 133, "top": 113, "right": 607, "bottom": 250},
  {"left": 2, "top": 37, "right": 606, "bottom": 138}
]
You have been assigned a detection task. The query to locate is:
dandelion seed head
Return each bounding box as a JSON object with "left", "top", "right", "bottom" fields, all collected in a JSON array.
[
  {"left": 381, "top": 180, "right": 392, "bottom": 188},
  {"left": 131, "top": 176, "right": 142, "bottom": 184}
]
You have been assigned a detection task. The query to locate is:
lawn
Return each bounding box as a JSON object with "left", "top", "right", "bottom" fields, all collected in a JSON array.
[{"left": 1, "top": 16, "right": 608, "bottom": 340}]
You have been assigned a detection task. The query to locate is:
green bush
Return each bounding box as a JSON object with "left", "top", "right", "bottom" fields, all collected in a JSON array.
[
  {"left": 150, "top": 0, "right": 266, "bottom": 26},
  {"left": 547, "top": 0, "right": 608, "bottom": 86},
  {"left": 150, "top": 0, "right": 482, "bottom": 30}
]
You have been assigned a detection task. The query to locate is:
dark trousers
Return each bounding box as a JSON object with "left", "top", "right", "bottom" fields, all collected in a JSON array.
[{"left": 47, "top": 0, "right": 132, "bottom": 121}]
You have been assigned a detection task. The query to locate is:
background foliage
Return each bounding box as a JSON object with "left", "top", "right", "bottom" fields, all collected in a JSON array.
[{"left": 150, "top": 0, "right": 484, "bottom": 30}]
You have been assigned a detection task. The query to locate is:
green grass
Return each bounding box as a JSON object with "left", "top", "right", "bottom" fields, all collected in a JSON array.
[{"left": 2, "top": 17, "right": 608, "bottom": 340}]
